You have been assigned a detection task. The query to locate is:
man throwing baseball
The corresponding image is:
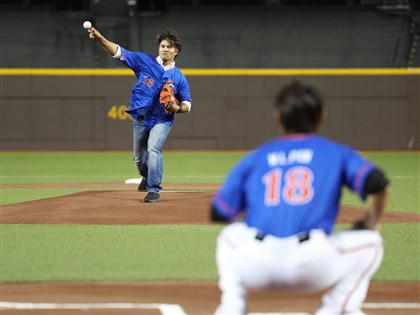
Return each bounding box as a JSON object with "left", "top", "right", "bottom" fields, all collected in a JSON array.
[
  {"left": 86, "top": 26, "right": 192, "bottom": 203},
  {"left": 211, "top": 81, "right": 390, "bottom": 315}
]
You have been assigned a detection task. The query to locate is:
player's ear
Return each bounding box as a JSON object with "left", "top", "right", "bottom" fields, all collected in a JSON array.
[
  {"left": 318, "top": 109, "right": 327, "bottom": 125},
  {"left": 273, "top": 110, "right": 285, "bottom": 131}
]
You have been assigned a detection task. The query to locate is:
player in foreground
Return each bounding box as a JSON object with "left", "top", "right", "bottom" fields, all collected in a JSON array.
[
  {"left": 210, "top": 81, "right": 390, "bottom": 315},
  {"left": 86, "top": 26, "right": 192, "bottom": 203}
]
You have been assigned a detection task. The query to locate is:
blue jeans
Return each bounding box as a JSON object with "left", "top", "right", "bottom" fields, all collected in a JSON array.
[{"left": 133, "top": 117, "right": 172, "bottom": 193}]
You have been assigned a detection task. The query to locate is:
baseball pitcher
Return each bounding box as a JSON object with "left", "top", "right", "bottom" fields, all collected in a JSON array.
[
  {"left": 211, "top": 81, "right": 390, "bottom": 315},
  {"left": 86, "top": 26, "right": 192, "bottom": 203}
]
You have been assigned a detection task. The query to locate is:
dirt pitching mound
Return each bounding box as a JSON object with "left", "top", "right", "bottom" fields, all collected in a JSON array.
[{"left": 1, "top": 190, "right": 418, "bottom": 225}]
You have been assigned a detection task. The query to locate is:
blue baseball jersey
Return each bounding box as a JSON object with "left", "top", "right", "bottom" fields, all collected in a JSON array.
[
  {"left": 212, "top": 134, "right": 377, "bottom": 237},
  {"left": 119, "top": 47, "right": 192, "bottom": 128}
]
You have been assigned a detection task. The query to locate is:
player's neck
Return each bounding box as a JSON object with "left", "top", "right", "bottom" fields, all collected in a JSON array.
[
  {"left": 284, "top": 132, "right": 312, "bottom": 136},
  {"left": 157, "top": 56, "right": 176, "bottom": 70},
  {"left": 282, "top": 132, "right": 315, "bottom": 139}
]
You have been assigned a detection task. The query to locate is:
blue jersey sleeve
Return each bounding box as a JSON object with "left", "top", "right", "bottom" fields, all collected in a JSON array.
[
  {"left": 212, "top": 152, "right": 254, "bottom": 220},
  {"left": 176, "top": 73, "right": 192, "bottom": 104},
  {"left": 119, "top": 48, "right": 146, "bottom": 74},
  {"left": 343, "top": 149, "right": 376, "bottom": 200}
]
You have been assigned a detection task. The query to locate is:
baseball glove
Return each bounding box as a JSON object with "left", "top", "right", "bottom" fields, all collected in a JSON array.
[{"left": 159, "top": 83, "right": 178, "bottom": 113}]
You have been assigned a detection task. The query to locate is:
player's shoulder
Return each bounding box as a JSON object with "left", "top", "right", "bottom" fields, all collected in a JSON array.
[
  {"left": 308, "top": 135, "right": 355, "bottom": 155},
  {"left": 310, "top": 136, "right": 360, "bottom": 164},
  {"left": 172, "top": 66, "right": 187, "bottom": 78},
  {"left": 121, "top": 47, "right": 144, "bottom": 56},
  {"left": 122, "top": 49, "right": 153, "bottom": 61},
  {"left": 256, "top": 134, "right": 353, "bottom": 155},
  {"left": 311, "top": 135, "right": 349, "bottom": 148},
  {"left": 142, "top": 52, "right": 159, "bottom": 63}
]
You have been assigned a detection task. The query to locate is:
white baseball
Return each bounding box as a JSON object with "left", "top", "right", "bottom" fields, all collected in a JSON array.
[{"left": 83, "top": 21, "right": 92, "bottom": 29}]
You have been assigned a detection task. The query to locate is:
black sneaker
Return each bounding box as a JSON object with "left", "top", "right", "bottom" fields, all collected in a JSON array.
[
  {"left": 144, "top": 192, "right": 160, "bottom": 203},
  {"left": 138, "top": 178, "right": 147, "bottom": 191}
]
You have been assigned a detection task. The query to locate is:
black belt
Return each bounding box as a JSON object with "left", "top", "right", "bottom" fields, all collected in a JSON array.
[{"left": 255, "top": 232, "right": 310, "bottom": 243}]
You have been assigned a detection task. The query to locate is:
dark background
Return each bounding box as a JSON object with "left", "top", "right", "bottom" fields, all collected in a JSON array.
[
  {"left": 1, "top": 0, "right": 419, "bottom": 150},
  {"left": 1, "top": 0, "right": 419, "bottom": 68}
]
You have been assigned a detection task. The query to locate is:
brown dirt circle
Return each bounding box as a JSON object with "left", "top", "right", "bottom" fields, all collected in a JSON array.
[
  {"left": 1, "top": 184, "right": 419, "bottom": 314},
  {"left": 2, "top": 186, "right": 419, "bottom": 225}
]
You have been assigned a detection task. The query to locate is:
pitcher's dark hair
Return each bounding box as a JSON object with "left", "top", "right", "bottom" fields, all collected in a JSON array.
[{"left": 155, "top": 29, "right": 182, "bottom": 56}]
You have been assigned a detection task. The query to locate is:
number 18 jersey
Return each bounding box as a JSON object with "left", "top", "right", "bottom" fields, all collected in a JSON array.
[{"left": 212, "top": 134, "right": 377, "bottom": 237}]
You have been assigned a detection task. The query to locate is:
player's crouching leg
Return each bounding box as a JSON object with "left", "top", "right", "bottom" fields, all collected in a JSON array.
[
  {"left": 213, "top": 222, "right": 253, "bottom": 315},
  {"left": 316, "top": 230, "right": 383, "bottom": 315}
]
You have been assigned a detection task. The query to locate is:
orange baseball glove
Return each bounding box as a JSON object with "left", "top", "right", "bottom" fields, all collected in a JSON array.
[{"left": 159, "top": 83, "right": 178, "bottom": 113}]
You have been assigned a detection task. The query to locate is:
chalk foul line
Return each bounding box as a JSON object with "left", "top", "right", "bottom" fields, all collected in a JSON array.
[
  {"left": 1, "top": 301, "right": 419, "bottom": 314},
  {"left": 0, "top": 301, "right": 187, "bottom": 315},
  {"left": 363, "top": 302, "right": 420, "bottom": 309}
]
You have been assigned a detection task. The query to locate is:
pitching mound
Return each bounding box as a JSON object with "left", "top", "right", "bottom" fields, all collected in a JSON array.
[{"left": 1, "top": 189, "right": 418, "bottom": 225}]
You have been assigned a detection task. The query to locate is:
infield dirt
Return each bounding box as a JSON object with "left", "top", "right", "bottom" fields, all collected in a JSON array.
[{"left": 1, "top": 183, "right": 419, "bottom": 314}]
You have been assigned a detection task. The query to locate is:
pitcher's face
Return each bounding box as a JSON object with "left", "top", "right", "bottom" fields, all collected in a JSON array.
[{"left": 158, "top": 39, "right": 178, "bottom": 64}]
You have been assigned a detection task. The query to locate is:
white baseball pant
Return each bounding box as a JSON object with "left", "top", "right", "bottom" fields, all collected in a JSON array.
[{"left": 214, "top": 222, "right": 383, "bottom": 315}]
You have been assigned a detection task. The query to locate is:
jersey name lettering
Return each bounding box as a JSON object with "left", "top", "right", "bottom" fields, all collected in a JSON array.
[{"left": 267, "top": 149, "right": 313, "bottom": 167}]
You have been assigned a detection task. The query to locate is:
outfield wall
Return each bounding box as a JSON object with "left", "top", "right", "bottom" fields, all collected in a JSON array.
[{"left": 1, "top": 70, "right": 419, "bottom": 150}]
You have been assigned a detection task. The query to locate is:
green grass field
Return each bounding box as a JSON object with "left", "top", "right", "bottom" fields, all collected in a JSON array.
[{"left": 1, "top": 151, "right": 419, "bottom": 283}]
